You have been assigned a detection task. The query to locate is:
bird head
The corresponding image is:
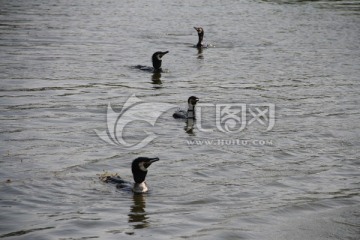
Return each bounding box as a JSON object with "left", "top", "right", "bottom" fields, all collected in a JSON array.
[
  {"left": 188, "top": 96, "right": 199, "bottom": 106},
  {"left": 152, "top": 51, "right": 169, "bottom": 70},
  {"left": 132, "top": 157, "right": 159, "bottom": 183}
]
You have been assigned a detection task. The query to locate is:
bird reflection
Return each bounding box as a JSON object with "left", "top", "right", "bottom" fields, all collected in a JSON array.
[
  {"left": 197, "top": 47, "right": 204, "bottom": 59},
  {"left": 128, "top": 193, "right": 149, "bottom": 229},
  {"left": 151, "top": 72, "right": 162, "bottom": 86}
]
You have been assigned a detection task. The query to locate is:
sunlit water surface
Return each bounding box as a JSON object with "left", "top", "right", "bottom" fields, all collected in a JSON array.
[{"left": 0, "top": 0, "right": 359, "bottom": 239}]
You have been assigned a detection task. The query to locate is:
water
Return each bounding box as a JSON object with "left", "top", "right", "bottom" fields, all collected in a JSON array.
[{"left": 0, "top": 0, "right": 359, "bottom": 239}]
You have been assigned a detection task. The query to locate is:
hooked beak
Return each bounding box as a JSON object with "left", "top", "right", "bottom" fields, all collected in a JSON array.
[
  {"left": 160, "top": 51, "right": 169, "bottom": 57},
  {"left": 144, "top": 157, "right": 159, "bottom": 168},
  {"left": 149, "top": 157, "right": 159, "bottom": 163}
]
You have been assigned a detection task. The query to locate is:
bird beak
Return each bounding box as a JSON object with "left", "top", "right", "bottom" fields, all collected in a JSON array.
[
  {"left": 143, "top": 157, "right": 159, "bottom": 168},
  {"left": 161, "top": 51, "right": 169, "bottom": 57},
  {"left": 149, "top": 157, "right": 159, "bottom": 163},
  {"left": 194, "top": 27, "right": 201, "bottom": 33}
]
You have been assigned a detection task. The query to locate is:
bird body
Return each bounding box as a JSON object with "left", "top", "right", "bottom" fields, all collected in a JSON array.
[
  {"left": 194, "top": 27, "right": 213, "bottom": 48},
  {"left": 173, "top": 96, "right": 199, "bottom": 120},
  {"left": 134, "top": 51, "right": 169, "bottom": 73},
  {"left": 104, "top": 157, "right": 159, "bottom": 193}
]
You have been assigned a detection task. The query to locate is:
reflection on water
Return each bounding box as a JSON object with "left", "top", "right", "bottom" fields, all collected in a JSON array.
[
  {"left": 196, "top": 47, "right": 204, "bottom": 59},
  {"left": 151, "top": 72, "right": 162, "bottom": 86},
  {"left": 261, "top": 0, "right": 360, "bottom": 12},
  {"left": 0, "top": 227, "right": 55, "bottom": 239},
  {"left": 128, "top": 194, "right": 149, "bottom": 230}
]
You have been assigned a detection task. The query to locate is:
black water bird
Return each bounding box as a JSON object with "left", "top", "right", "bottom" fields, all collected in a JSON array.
[
  {"left": 104, "top": 157, "right": 159, "bottom": 193},
  {"left": 194, "top": 27, "right": 213, "bottom": 48},
  {"left": 135, "top": 51, "right": 169, "bottom": 73},
  {"left": 173, "top": 96, "right": 199, "bottom": 120},
  {"left": 194, "top": 27, "right": 204, "bottom": 48},
  {"left": 152, "top": 51, "right": 168, "bottom": 71}
]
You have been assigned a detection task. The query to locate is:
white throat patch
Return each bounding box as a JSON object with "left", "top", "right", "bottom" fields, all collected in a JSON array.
[
  {"left": 133, "top": 182, "right": 148, "bottom": 193},
  {"left": 139, "top": 162, "right": 148, "bottom": 172},
  {"left": 156, "top": 54, "right": 162, "bottom": 61}
]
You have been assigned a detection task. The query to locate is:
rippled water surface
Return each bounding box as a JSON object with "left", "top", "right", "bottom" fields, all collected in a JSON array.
[{"left": 1, "top": 0, "right": 359, "bottom": 239}]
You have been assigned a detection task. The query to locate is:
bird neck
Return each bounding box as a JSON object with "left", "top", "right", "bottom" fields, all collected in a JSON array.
[
  {"left": 187, "top": 104, "right": 196, "bottom": 119},
  {"left": 152, "top": 59, "right": 162, "bottom": 70},
  {"left": 197, "top": 33, "right": 204, "bottom": 47},
  {"left": 132, "top": 168, "right": 147, "bottom": 184}
]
